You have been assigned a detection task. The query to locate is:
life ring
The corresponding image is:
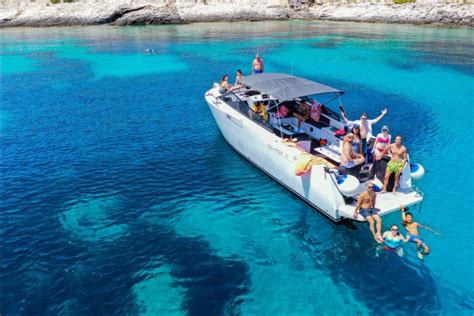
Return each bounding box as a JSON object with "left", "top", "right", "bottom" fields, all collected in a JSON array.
[
  {"left": 337, "top": 174, "right": 360, "bottom": 196},
  {"left": 410, "top": 163, "right": 425, "bottom": 180}
]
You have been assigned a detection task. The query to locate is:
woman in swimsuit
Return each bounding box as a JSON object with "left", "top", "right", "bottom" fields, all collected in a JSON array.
[
  {"left": 373, "top": 125, "right": 391, "bottom": 160},
  {"left": 377, "top": 224, "right": 408, "bottom": 257},
  {"left": 234, "top": 69, "right": 244, "bottom": 88},
  {"left": 219, "top": 75, "right": 231, "bottom": 94},
  {"left": 351, "top": 125, "right": 363, "bottom": 155}
]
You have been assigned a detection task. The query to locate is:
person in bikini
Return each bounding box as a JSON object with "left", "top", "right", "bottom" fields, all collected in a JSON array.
[
  {"left": 219, "top": 75, "right": 231, "bottom": 94},
  {"left": 353, "top": 181, "right": 383, "bottom": 242},
  {"left": 380, "top": 136, "right": 407, "bottom": 193},
  {"left": 251, "top": 54, "right": 264, "bottom": 74},
  {"left": 293, "top": 101, "right": 310, "bottom": 129},
  {"left": 351, "top": 124, "right": 363, "bottom": 155},
  {"left": 233, "top": 69, "right": 244, "bottom": 89},
  {"left": 400, "top": 205, "right": 440, "bottom": 260},
  {"left": 372, "top": 126, "right": 391, "bottom": 160}
]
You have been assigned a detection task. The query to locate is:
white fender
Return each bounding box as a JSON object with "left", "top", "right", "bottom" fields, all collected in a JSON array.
[
  {"left": 410, "top": 163, "right": 425, "bottom": 181},
  {"left": 371, "top": 178, "right": 384, "bottom": 192},
  {"left": 337, "top": 174, "right": 360, "bottom": 196}
]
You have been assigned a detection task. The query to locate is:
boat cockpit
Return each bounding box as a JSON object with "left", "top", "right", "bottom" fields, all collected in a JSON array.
[{"left": 219, "top": 85, "right": 353, "bottom": 168}]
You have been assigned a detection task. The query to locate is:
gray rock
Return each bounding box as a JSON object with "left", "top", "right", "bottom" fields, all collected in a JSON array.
[{"left": 0, "top": 0, "right": 473, "bottom": 27}]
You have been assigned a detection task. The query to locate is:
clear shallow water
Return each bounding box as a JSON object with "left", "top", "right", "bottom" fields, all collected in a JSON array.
[{"left": 1, "top": 21, "right": 473, "bottom": 314}]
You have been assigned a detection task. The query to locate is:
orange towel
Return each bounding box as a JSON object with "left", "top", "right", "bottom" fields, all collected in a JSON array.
[{"left": 295, "top": 154, "right": 313, "bottom": 176}]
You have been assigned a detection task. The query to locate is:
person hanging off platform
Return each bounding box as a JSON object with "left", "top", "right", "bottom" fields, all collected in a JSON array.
[
  {"left": 377, "top": 224, "right": 409, "bottom": 257},
  {"left": 400, "top": 204, "right": 441, "bottom": 260}
]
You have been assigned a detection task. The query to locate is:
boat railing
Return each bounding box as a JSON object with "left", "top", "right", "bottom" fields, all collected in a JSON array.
[{"left": 412, "top": 185, "right": 424, "bottom": 198}]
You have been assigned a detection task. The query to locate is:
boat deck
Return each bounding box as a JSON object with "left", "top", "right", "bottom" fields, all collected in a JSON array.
[{"left": 338, "top": 187, "right": 423, "bottom": 221}]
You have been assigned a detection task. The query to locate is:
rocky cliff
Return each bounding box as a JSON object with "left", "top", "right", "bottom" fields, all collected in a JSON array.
[{"left": 1, "top": 0, "right": 473, "bottom": 27}]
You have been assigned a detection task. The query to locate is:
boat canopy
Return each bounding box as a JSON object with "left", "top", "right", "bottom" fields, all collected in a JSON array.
[{"left": 239, "top": 73, "right": 343, "bottom": 101}]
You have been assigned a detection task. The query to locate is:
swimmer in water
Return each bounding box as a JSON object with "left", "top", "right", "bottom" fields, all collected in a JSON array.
[
  {"left": 400, "top": 204, "right": 441, "bottom": 260},
  {"left": 377, "top": 224, "right": 408, "bottom": 257}
]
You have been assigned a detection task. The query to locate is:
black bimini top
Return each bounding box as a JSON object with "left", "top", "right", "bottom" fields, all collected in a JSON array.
[{"left": 240, "top": 73, "right": 343, "bottom": 101}]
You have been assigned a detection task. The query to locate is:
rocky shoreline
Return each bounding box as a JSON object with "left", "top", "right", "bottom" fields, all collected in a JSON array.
[{"left": 1, "top": 1, "right": 473, "bottom": 27}]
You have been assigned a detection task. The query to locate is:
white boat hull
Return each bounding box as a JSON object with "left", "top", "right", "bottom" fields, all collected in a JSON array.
[{"left": 205, "top": 87, "right": 423, "bottom": 222}]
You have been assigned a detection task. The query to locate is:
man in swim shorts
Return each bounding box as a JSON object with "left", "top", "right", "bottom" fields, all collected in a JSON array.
[
  {"left": 251, "top": 54, "right": 264, "bottom": 75},
  {"left": 353, "top": 181, "right": 383, "bottom": 242},
  {"left": 380, "top": 136, "right": 407, "bottom": 193},
  {"left": 400, "top": 205, "right": 439, "bottom": 260}
]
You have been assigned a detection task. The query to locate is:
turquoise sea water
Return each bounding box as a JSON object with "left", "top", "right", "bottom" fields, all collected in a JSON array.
[{"left": 1, "top": 21, "right": 473, "bottom": 314}]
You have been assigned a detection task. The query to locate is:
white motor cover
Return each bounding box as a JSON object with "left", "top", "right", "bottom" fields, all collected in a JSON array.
[
  {"left": 337, "top": 174, "right": 360, "bottom": 196},
  {"left": 410, "top": 163, "right": 425, "bottom": 180}
]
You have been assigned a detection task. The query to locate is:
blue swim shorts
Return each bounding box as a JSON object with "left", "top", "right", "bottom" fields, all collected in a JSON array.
[
  {"left": 359, "top": 207, "right": 378, "bottom": 219},
  {"left": 408, "top": 234, "right": 424, "bottom": 244}
]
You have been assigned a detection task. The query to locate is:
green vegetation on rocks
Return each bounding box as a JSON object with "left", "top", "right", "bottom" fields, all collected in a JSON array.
[
  {"left": 50, "top": 0, "right": 75, "bottom": 4},
  {"left": 393, "top": 0, "right": 416, "bottom": 4}
]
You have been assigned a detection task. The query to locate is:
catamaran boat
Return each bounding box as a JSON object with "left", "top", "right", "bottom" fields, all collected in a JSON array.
[{"left": 204, "top": 73, "right": 424, "bottom": 222}]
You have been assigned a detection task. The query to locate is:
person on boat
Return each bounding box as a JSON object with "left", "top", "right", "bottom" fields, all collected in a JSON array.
[
  {"left": 234, "top": 69, "right": 244, "bottom": 88},
  {"left": 219, "top": 75, "right": 231, "bottom": 94},
  {"left": 372, "top": 126, "right": 392, "bottom": 160},
  {"left": 379, "top": 224, "right": 408, "bottom": 257},
  {"left": 341, "top": 133, "right": 365, "bottom": 170},
  {"left": 401, "top": 205, "right": 440, "bottom": 260},
  {"left": 350, "top": 124, "right": 363, "bottom": 155},
  {"left": 294, "top": 101, "right": 310, "bottom": 129},
  {"left": 340, "top": 108, "right": 388, "bottom": 155},
  {"left": 380, "top": 136, "right": 407, "bottom": 193},
  {"left": 251, "top": 102, "right": 268, "bottom": 122},
  {"left": 274, "top": 104, "right": 289, "bottom": 119},
  {"left": 353, "top": 181, "right": 383, "bottom": 243},
  {"left": 251, "top": 54, "right": 264, "bottom": 75}
]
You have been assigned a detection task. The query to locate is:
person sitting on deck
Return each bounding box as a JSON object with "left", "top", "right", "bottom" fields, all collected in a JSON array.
[
  {"left": 340, "top": 133, "right": 365, "bottom": 171},
  {"left": 293, "top": 101, "right": 310, "bottom": 129},
  {"left": 219, "top": 75, "right": 231, "bottom": 94},
  {"left": 233, "top": 69, "right": 244, "bottom": 89},
  {"left": 274, "top": 105, "right": 289, "bottom": 119},
  {"left": 353, "top": 181, "right": 383, "bottom": 243},
  {"left": 380, "top": 136, "right": 407, "bottom": 193},
  {"left": 401, "top": 205, "right": 441, "bottom": 260}
]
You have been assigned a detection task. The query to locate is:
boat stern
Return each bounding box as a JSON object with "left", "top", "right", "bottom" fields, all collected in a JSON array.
[{"left": 338, "top": 188, "right": 423, "bottom": 221}]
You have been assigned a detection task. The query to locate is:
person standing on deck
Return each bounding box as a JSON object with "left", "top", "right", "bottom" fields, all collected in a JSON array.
[
  {"left": 380, "top": 136, "right": 407, "bottom": 193},
  {"left": 251, "top": 54, "right": 264, "bottom": 75},
  {"left": 353, "top": 181, "right": 383, "bottom": 243},
  {"left": 340, "top": 109, "right": 388, "bottom": 156}
]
